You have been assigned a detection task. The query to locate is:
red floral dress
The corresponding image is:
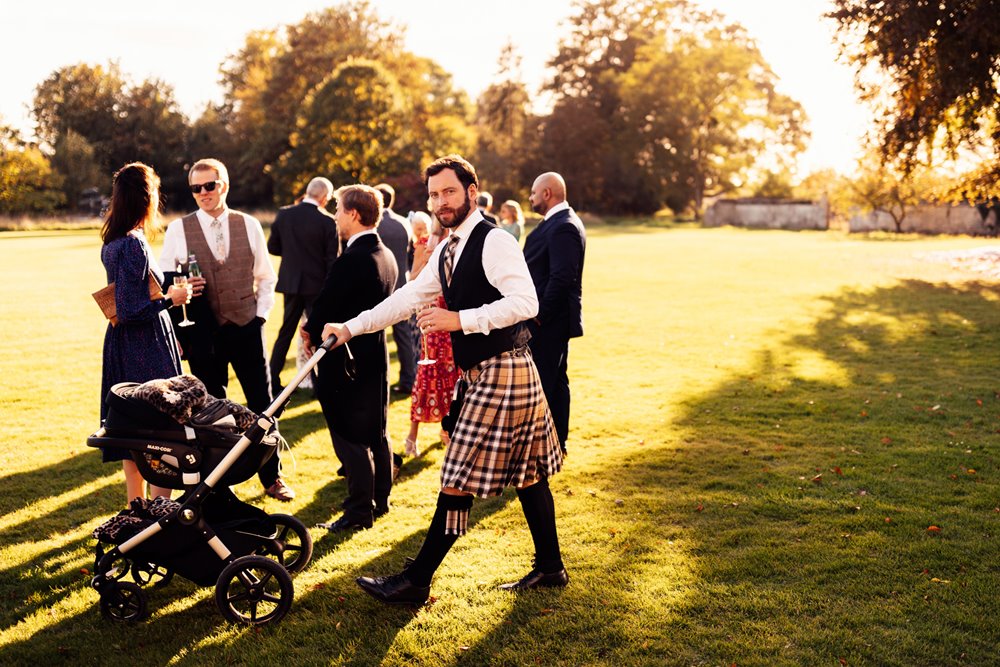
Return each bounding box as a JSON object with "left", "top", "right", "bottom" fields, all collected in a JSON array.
[{"left": 410, "top": 295, "right": 460, "bottom": 423}]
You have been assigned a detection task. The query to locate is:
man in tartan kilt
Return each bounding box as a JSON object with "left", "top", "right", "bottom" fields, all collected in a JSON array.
[{"left": 322, "top": 155, "right": 567, "bottom": 606}]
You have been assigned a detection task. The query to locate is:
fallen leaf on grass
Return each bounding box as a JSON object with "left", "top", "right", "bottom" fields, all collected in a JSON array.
[
  {"left": 966, "top": 469, "right": 977, "bottom": 475},
  {"left": 881, "top": 437, "right": 892, "bottom": 445},
  {"left": 831, "top": 466, "right": 844, "bottom": 476},
  {"left": 927, "top": 525, "right": 942, "bottom": 533},
  {"left": 540, "top": 608, "right": 555, "bottom": 615},
  {"left": 884, "top": 517, "right": 892, "bottom": 523},
  {"left": 949, "top": 474, "right": 958, "bottom": 480},
  {"left": 79, "top": 568, "right": 89, "bottom": 575},
  {"left": 695, "top": 503, "right": 704, "bottom": 512},
  {"left": 614, "top": 499, "right": 624, "bottom": 506},
  {"left": 310, "top": 583, "right": 326, "bottom": 591},
  {"left": 930, "top": 577, "right": 951, "bottom": 584},
  {"left": 976, "top": 399, "right": 983, "bottom": 406},
  {"left": 811, "top": 474, "right": 823, "bottom": 484},
  {"left": 860, "top": 410, "right": 868, "bottom": 417}
]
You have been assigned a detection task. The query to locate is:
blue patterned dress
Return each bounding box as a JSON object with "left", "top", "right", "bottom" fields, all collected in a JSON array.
[{"left": 100, "top": 231, "right": 182, "bottom": 462}]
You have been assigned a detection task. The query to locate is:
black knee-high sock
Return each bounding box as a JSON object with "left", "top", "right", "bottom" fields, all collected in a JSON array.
[
  {"left": 516, "top": 478, "right": 563, "bottom": 573},
  {"left": 406, "top": 492, "right": 474, "bottom": 587}
]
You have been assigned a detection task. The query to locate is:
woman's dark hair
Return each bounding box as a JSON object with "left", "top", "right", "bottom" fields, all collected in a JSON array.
[
  {"left": 423, "top": 154, "right": 479, "bottom": 191},
  {"left": 100, "top": 162, "right": 160, "bottom": 244}
]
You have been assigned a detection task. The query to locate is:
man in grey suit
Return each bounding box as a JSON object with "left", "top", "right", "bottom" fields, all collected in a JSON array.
[
  {"left": 268, "top": 177, "right": 340, "bottom": 391},
  {"left": 374, "top": 183, "right": 417, "bottom": 394}
]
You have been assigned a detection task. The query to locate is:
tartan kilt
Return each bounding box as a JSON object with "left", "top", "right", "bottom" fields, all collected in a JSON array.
[{"left": 440, "top": 347, "right": 563, "bottom": 497}]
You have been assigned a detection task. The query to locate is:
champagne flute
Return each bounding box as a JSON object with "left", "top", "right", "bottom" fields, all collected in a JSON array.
[
  {"left": 417, "top": 302, "right": 436, "bottom": 366},
  {"left": 173, "top": 275, "right": 194, "bottom": 327}
]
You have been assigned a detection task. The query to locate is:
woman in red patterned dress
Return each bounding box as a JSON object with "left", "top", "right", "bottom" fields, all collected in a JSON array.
[{"left": 404, "top": 212, "right": 460, "bottom": 456}]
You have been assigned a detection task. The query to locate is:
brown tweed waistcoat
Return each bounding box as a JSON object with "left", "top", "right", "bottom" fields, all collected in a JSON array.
[{"left": 182, "top": 212, "right": 256, "bottom": 326}]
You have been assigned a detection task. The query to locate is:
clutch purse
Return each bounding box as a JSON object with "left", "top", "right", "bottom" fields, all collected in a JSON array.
[{"left": 93, "top": 272, "right": 164, "bottom": 326}]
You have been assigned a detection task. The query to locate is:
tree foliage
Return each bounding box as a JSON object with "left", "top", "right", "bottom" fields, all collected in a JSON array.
[
  {"left": 473, "top": 42, "right": 536, "bottom": 204},
  {"left": 31, "top": 63, "right": 189, "bottom": 207},
  {"left": 829, "top": 0, "right": 1000, "bottom": 197},
  {"left": 275, "top": 59, "right": 412, "bottom": 196},
  {"left": 541, "top": 0, "right": 808, "bottom": 215},
  {"left": 0, "top": 124, "right": 63, "bottom": 214},
  {"left": 218, "top": 1, "right": 472, "bottom": 204}
]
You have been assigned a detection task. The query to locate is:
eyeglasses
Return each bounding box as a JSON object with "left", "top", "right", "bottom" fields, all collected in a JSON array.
[{"left": 189, "top": 181, "right": 222, "bottom": 194}]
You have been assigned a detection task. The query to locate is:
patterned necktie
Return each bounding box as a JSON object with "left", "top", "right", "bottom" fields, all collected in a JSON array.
[
  {"left": 443, "top": 234, "right": 460, "bottom": 286},
  {"left": 210, "top": 218, "right": 225, "bottom": 259}
]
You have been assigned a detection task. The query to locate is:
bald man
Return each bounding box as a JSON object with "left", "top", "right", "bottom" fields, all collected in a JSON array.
[
  {"left": 268, "top": 177, "right": 341, "bottom": 394},
  {"left": 524, "top": 172, "right": 586, "bottom": 454}
]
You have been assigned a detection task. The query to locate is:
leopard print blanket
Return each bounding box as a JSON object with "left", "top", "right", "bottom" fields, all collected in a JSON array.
[{"left": 131, "top": 374, "right": 257, "bottom": 430}]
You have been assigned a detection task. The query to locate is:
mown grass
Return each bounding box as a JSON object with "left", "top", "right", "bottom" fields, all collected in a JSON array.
[{"left": 1, "top": 225, "right": 999, "bottom": 666}]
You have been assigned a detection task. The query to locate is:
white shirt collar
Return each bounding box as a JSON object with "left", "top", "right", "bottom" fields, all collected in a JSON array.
[
  {"left": 302, "top": 197, "right": 322, "bottom": 207},
  {"left": 543, "top": 201, "right": 570, "bottom": 221},
  {"left": 346, "top": 228, "right": 378, "bottom": 247},
  {"left": 195, "top": 207, "right": 230, "bottom": 224},
  {"left": 451, "top": 209, "right": 485, "bottom": 240}
]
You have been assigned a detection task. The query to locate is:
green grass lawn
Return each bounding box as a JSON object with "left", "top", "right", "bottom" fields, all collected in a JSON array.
[{"left": 1, "top": 226, "right": 999, "bottom": 666}]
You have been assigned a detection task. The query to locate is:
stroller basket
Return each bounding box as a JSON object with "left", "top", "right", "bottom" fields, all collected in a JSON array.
[{"left": 88, "top": 382, "right": 280, "bottom": 490}]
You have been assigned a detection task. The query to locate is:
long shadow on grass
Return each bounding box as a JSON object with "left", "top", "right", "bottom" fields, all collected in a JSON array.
[
  {"left": 643, "top": 280, "right": 1000, "bottom": 665},
  {"left": 0, "top": 451, "right": 109, "bottom": 518}
]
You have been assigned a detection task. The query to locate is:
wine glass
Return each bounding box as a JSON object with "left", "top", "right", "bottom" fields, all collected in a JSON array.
[
  {"left": 173, "top": 275, "right": 194, "bottom": 327},
  {"left": 416, "top": 303, "right": 436, "bottom": 366}
]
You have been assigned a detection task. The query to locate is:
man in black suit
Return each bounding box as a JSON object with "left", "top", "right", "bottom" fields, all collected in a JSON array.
[
  {"left": 374, "top": 183, "right": 417, "bottom": 394},
  {"left": 524, "top": 172, "right": 586, "bottom": 454},
  {"left": 476, "top": 191, "right": 498, "bottom": 224},
  {"left": 304, "top": 184, "right": 398, "bottom": 531},
  {"left": 267, "top": 177, "right": 340, "bottom": 391}
]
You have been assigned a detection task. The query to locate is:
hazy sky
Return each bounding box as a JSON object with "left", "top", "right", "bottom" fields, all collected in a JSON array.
[{"left": 2, "top": 0, "right": 868, "bottom": 175}]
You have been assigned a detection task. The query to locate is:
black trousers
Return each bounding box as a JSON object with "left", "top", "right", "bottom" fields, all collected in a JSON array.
[
  {"left": 320, "top": 400, "right": 392, "bottom": 526},
  {"left": 269, "top": 292, "right": 315, "bottom": 389},
  {"left": 187, "top": 318, "right": 280, "bottom": 486},
  {"left": 528, "top": 327, "right": 571, "bottom": 450}
]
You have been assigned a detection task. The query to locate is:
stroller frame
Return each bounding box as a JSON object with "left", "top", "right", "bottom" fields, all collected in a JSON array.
[{"left": 88, "top": 336, "right": 338, "bottom": 625}]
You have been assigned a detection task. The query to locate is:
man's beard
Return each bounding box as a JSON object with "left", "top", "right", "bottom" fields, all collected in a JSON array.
[
  {"left": 531, "top": 199, "right": 545, "bottom": 215},
  {"left": 436, "top": 192, "right": 472, "bottom": 228}
]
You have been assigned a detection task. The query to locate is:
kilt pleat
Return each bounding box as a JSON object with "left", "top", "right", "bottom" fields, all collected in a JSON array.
[{"left": 440, "top": 348, "right": 562, "bottom": 497}]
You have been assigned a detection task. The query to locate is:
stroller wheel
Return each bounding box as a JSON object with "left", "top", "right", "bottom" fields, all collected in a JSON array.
[
  {"left": 100, "top": 581, "right": 147, "bottom": 622},
  {"left": 215, "top": 555, "right": 293, "bottom": 626},
  {"left": 258, "top": 514, "right": 313, "bottom": 575},
  {"left": 131, "top": 561, "right": 174, "bottom": 589}
]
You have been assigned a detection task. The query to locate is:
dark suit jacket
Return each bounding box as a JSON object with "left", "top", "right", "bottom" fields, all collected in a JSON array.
[
  {"left": 268, "top": 201, "right": 340, "bottom": 295},
  {"left": 305, "top": 233, "right": 397, "bottom": 444},
  {"left": 523, "top": 206, "right": 586, "bottom": 339},
  {"left": 376, "top": 209, "right": 411, "bottom": 289}
]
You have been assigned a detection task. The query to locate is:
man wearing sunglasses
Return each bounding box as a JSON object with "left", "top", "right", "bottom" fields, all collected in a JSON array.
[
  {"left": 160, "top": 158, "right": 294, "bottom": 501},
  {"left": 303, "top": 184, "right": 398, "bottom": 531}
]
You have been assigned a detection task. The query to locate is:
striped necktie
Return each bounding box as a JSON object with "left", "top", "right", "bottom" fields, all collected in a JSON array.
[{"left": 443, "top": 234, "right": 460, "bottom": 286}]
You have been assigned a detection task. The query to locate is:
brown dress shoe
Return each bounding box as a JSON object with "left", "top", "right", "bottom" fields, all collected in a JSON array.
[
  {"left": 499, "top": 568, "right": 569, "bottom": 591},
  {"left": 265, "top": 478, "right": 296, "bottom": 502}
]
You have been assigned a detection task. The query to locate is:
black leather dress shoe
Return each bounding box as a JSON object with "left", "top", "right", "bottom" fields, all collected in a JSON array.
[
  {"left": 324, "top": 515, "right": 371, "bottom": 532},
  {"left": 356, "top": 572, "right": 430, "bottom": 606},
  {"left": 373, "top": 505, "right": 389, "bottom": 519},
  {"left": 499, "top": 568, "right": 569, "bottom": 591}
]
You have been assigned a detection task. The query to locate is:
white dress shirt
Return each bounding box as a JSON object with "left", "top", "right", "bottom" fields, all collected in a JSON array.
[
  {"left": 346, "top": 228, "right": 377, "bottom": 248},
  {"left": 159, "top": 208, "right": 277, "bottom": 320},
  {"left": 345, "top": 210, "right": 538, "bottom": 337}
]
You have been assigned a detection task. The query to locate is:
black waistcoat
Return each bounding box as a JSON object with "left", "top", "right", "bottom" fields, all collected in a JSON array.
[{"left": 439, "top": 221, "right": 528, "bottom": 370}]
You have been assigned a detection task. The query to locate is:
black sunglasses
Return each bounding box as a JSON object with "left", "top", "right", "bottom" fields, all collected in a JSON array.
[{"left": 189, "top": 181, "right": 222, "bottom": 194}]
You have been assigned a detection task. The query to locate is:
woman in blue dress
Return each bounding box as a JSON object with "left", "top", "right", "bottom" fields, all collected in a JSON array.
[{"left": 100, "top": 162, "right": 190, "bottom": 503}]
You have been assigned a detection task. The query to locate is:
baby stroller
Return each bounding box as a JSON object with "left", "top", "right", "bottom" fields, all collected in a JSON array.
[{"left": 86, "top": 337, "right": 339, "bottom": 626}]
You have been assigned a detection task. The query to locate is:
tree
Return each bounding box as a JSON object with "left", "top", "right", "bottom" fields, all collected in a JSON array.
[
  {"left": 625, "top": 26, "right": 808, "bottom": 213},
  {"left": 49, "top": 129, "right": 102, "bottom": 210},
  {"left": 0, "top": 123, "right": 63, "bottom": 214},
  {"left": 218, "top": 2, "right": 472, "bottom": 205},
  {"left": 274, "top": 59, "right": 413, "bottom": 199},
  {"left": 844, "top": 150, "right": 941, "bottom": 232},
  {"left": 473, "top": 42, "right": 536, "bottom": 203},
  {"left": 542, "top": 0, "right": 808, "bottom": 214},
  {"left": 31, "top": 63, "right": 190, "bottom": 207},
  {"left": 829, "top": 0, "right": 1000, "bottom": 195}
]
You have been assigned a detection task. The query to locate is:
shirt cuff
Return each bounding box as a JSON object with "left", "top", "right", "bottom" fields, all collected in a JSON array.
[{"left": 459, "top": 308, "right": 486, "bottom": 335}]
